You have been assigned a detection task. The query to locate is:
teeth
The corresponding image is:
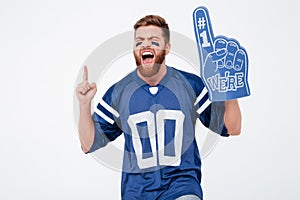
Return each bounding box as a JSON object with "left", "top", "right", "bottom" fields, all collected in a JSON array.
[{"left": 142, "top": 52, "right": 153, "bottom": 56}]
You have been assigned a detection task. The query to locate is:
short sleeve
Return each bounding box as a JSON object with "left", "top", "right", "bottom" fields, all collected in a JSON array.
[
  {"left": 199, "top": 101, "right": 229, "bottom": 137},
  {"left": 88, "top": 85, "right": 123, "bottom": 153}
]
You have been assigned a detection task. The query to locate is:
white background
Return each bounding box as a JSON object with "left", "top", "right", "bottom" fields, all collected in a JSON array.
[{"left": 1, "top": 0, "right": 299, "bottom": 199}]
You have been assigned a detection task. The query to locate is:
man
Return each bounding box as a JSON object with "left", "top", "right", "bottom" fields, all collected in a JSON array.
[{"left": 76, "top": 15, "right": 241, "bottom": 200}]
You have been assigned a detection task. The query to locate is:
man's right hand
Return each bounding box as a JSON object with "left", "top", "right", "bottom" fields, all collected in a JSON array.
[{"left": 76, "top": 65, "right": 97, "bottom": 105}]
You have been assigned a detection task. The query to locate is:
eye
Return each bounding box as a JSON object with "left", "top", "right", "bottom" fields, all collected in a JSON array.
[
  {"left": 136, "top": 42, "right": 142, "bottom": 47},
  {"left": 151, "top": 41, "right": 159, "bottom": 47}
]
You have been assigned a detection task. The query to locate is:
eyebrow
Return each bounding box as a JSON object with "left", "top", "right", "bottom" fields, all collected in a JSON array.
[{"left": 135, "top": 36, "right": 160, "bottom": 40}]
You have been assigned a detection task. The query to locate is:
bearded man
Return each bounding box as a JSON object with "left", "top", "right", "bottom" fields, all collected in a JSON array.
[{"left": 76, "top": 15, "right": 241, "bottom": 200}]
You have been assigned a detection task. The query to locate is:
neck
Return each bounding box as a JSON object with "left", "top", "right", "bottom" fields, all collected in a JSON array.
[{"left": 138, "top": 64, "right": 167, "bottom": 86}]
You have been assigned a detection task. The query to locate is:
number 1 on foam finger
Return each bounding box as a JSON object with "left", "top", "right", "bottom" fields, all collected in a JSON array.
[{"left": 200, "top": 31, "right": 211, "bottom": 48}]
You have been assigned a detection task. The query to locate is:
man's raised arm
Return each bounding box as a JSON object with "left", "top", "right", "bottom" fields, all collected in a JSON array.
[
  {"left": 76, "top": 66, "right": 97, "bottom": 153},
  {"left": 224, "top": 99, "right": 242, "bottom": 136}
]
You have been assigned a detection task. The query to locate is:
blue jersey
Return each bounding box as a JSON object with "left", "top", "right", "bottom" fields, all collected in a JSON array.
[{"left": 89, "top": 66, "right": 228, "bottom": 200}]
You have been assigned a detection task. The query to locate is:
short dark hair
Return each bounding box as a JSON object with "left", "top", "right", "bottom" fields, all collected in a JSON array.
[{"left": 134, "top": 15, "right": 170, "bottom": 43}]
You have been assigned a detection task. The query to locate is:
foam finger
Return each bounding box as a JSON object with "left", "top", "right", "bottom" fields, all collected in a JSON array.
[
  {"left": 214, "top": 37, "right": 227, "bottom": 68},
  {"left": 193, "top": 6, "right": 215, "bottom": 64},
  {"left": 234, "top": 49, "right": 247, "bottom": 71},
  {"left": 225, "top": 41, "right": 238, "bottom": 69}
]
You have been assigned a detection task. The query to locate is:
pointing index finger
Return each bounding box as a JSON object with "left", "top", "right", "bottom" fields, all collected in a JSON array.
[
  {"left": 83, "top": 65, "right": 88, "bottom": 81},
  {"left": 193, "top": 6, "right": 215, "bottom": 65}
]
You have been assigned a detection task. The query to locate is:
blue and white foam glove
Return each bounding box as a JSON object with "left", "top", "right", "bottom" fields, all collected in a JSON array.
[{"left": 193, "top": 6, "right": 250, "bottom": 101}]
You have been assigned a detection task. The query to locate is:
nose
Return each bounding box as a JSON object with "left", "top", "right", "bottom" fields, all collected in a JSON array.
[{"left": 142, "top": 39, "right": 151, "bottom": 47}]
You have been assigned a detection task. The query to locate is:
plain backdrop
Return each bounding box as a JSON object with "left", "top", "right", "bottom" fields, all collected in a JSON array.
[{"left": 1, "top": 0, "right": 299, "bottom": 199}]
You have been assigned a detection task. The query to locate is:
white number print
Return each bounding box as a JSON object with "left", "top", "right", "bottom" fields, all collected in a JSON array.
[
  {"left": 200, "top": 30, "right": 211, "bottom": 47},
  {"left": 127, "top": 110, "right": 185, "bottom": 169}
]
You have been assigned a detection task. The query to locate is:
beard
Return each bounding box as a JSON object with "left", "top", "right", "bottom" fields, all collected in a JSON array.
[{"left": 134, "top": 48, "right": 166, "bottom": 78}]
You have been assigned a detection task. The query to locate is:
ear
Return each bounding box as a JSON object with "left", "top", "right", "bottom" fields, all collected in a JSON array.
[{"left": 164, "top": 42, "right": 171, "bottom": 55}]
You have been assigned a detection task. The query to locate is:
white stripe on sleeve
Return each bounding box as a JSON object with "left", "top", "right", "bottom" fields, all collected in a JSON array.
[
  {"left": 100, "top": 99, "right": 120, "bottom": 118},
  {"left": 194, "top": 87, "right": 208, "bottom": 106},
  {"left": 196, "top": 99, "right": 211, "bottom": 114},
  {"left": 94, "top": 108, "right": 115, "bottom": 125}
]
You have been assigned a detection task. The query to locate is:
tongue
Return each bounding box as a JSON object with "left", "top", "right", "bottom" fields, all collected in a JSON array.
[{"left": 143, "top": 57, "right": 153, "bottom": 64}]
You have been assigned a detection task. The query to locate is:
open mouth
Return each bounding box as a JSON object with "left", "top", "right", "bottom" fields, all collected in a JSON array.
[{"left": 142, "top": 51, "right": 154, "bottom": 65}]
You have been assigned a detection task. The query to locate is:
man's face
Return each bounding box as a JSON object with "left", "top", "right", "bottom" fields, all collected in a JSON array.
[{"left": 134, "top": 25, "right": 170, "bottom": 77}]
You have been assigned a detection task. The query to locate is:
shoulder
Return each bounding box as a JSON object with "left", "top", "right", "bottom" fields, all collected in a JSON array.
[
  {"left": 170, "top": 66, "right": 205, "bottom": 96},
  {"left": 102, "top": 70, "right": 136, "bottom": 103}
]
